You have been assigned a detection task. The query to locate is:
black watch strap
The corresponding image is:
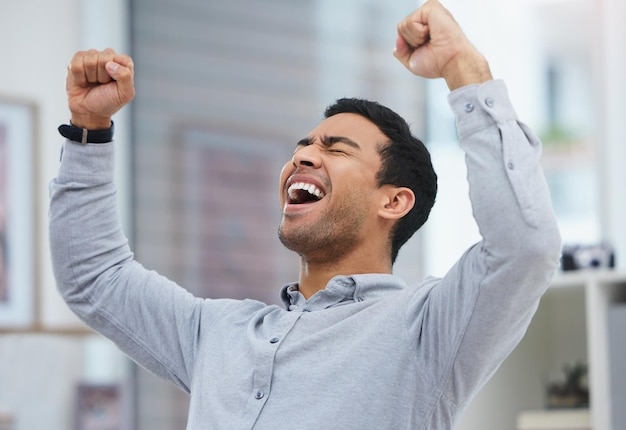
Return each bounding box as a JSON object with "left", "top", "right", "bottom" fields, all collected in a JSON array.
[{"left": 58, "top": 121, "right": 114, "bottom": 144}]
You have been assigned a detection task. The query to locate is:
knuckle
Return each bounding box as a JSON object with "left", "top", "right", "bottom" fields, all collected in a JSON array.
[{"left": 84, "top": 55, "right": 98, "bottom": 67}]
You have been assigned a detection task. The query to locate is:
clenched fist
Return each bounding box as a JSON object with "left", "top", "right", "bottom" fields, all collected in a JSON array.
[
  {"left": 66, "top": 48, "right": 135, "bottom": 129},
  {"left": 393, "top": 0, "right": 492, "bottom": 90}
]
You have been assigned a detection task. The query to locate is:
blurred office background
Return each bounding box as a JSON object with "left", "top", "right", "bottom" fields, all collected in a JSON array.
[{"left": 0, "top": 0, "right": 624, "bottom": 429}]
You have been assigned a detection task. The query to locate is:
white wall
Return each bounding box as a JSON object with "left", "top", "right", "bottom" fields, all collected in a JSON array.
[
  {"left": 596, "top": 0, "right": 626, "bottom": 270},
  {"left": 0, "top": 0, "right": 83, "bottom": 328},
  {"left": 0, "top": 1, "right": 132, "bottom": 429},
  {"left": 0, "top": 0, "right": 131, "bottom": 329}
]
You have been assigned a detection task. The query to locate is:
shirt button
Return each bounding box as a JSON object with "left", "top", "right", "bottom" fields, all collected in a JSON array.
[
  {"left": 255, "top": 391, "right": 265, "bottom": 400},
  {"left": 464, "top": 102, "right": 474, "bottom": 112},
  {"left": 485, "top": 97, "right": 495, "bottom": 107},
  {"left": 269, "top": 337, "right": 279, "bottom": 344},
  {"left": 507, "top": 161, "right": 515, "bottom": 170}
]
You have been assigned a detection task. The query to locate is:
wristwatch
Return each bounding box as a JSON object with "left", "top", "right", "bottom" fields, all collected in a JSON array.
[{"left": 58, "top": 121, "right": 114, "bottom": 144}]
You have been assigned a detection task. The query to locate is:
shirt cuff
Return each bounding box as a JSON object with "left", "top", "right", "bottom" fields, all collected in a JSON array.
[
  {"left": 448, "top": 80, "right": 519, "bottom": 138},
  {"left": 57, "top": 139, "right": 116, "bottom": 184}
]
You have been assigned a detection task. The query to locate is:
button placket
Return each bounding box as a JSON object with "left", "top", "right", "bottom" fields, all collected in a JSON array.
[{"left": 240, "top": 311, "right": 303, "bottom": 426}]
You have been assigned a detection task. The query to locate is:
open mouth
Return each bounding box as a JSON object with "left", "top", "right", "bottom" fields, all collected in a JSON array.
[{"left": 287, "top": 182, "right": 326, "bottom": 204}]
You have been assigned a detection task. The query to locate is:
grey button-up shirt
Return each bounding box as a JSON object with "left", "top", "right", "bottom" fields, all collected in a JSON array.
[{"left": 49, "top": 80, "right": 561, "bottom": 429}]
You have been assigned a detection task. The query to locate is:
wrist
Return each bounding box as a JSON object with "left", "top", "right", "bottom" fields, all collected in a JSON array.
[
  {"left": 70, "top": 113, "right": 112, "bottom": 130},
  {"left": 443, "top": 52, "right": 493, "bottom": 91}
]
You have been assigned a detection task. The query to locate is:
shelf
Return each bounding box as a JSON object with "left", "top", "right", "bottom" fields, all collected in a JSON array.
[
  {"left": 550, "top": 269, "right": 626, "bottom": 290},
  {"left": 457, "top": 270, "right": 626, "bottom": 430},
  {"left": 551, "top": 269, "right": 626, "bottom": 430},
  {"left": 516, "top": 409, "right": 590, "bottom": 430}
]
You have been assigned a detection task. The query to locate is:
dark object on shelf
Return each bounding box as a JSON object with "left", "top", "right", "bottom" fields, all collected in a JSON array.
[
  {"left": 546, "top": 362, "right": 589, "bottom": 409},
  {"left": 561, "top": 243, "right": 615, "bottom": 271}
]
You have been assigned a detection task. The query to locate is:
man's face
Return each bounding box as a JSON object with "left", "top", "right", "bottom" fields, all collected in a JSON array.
[{"left": 278, "top": 113, "right": 387, "bottom": 262}]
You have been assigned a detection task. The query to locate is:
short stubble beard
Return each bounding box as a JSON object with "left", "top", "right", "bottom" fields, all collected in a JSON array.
[{"left": 278, "top": 198, "right": 369, "bottom": 265}]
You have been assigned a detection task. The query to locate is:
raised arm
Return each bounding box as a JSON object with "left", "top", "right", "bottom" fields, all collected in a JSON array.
[
  {"left": 394, "top": 0, "right": 562, "bottom": 409},
  {"left": 50, "top": 49, "right": 213, "bottom": 392}
]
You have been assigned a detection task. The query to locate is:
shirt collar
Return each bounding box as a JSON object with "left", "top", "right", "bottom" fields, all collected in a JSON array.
[{"left": 279, "top": 274, "right": 407, "bottom": 311}]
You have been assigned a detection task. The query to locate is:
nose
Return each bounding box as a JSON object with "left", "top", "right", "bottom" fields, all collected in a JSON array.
[{"left": 291, "top": 145, "right": 322, "bottom": 168}]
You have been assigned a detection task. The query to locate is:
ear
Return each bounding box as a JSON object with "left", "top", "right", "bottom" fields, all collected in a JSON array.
[{"left": 377, "top": 186, "right": 415, "bottom": 220}]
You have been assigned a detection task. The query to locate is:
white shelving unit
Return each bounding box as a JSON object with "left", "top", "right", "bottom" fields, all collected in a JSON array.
[
  {"left": 458, "top": 269, "right": 626, "bottom": 430},
  {"left": 570, "top": 270, "right": 626, "bottom": 429},
  {"left": 531, "top": 270, "right": 626, "bottom": 430}
]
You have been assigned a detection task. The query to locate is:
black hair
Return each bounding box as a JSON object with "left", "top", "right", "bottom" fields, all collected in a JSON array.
[{"left": 324, "top": 98, "right": 437, "bottom": 264}]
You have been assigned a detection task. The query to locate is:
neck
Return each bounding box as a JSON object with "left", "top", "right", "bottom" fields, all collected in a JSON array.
[{"left": 296, "top": 251, "right": 392, "bottom": 299}]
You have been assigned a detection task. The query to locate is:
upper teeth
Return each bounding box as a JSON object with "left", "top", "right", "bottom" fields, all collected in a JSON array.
[{"left": 288, "top": 182, "right": 325, "bottom": 200}]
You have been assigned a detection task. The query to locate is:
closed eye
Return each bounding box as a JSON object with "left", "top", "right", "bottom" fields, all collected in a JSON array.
[{"left": 294, "top": 136, "right": 361, "bottom": 153}]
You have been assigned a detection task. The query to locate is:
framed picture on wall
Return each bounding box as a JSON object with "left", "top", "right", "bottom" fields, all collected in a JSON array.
[
  {"left": 0, "top": 98, "right": 37, "bottom": 330},
  {"left": 169, "top": 124, "right": 298, "bottom": 304}
]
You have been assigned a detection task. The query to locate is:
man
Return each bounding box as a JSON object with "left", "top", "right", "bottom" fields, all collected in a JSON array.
[{"left": 50, "top": 0, "right": 561, "bottom": 428}]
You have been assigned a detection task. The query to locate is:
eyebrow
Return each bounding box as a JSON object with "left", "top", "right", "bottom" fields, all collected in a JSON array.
[{"left": 295, "top": 135, "right": 362, "bottom": 150}]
